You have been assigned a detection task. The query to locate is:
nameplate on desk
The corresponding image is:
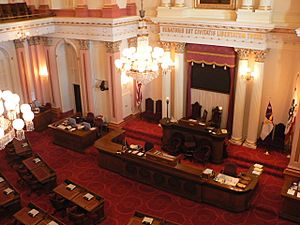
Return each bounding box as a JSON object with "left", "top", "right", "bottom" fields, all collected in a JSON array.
[
  {"left": 83, "top": 193, "right": 94, "bottom": 201},
  {"left": 252, "top": 170, "right": 262, "bottom": 176},
  {"left": 21, "top": 143, "right": 29, "bottom": 148},
  {"left": 0, "top": 176, "right": 4, "bottom": 183},
  {"left": 66, "top": 184, "right": 76, "bottom": 191},
  {"left": 28, "top": 208, "right": 39, "bottom": 217},
  {"left": 3, "top": 187, "right": 14, "bottom": 195},
  {"left": 33, "top": 158, "right": 41, "bottom": 163},
  {"left": 287, "top": 188, "right": 296, "bottom": 196},
  {"left": 47, "top": 221, "right": 59, "bottom": 225},
  {"left": 142, "top": 217, "right": 153, "bottom": 225}
]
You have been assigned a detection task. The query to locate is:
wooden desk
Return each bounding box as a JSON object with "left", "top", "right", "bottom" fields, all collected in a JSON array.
[
  {"left": 49, "top": 120, "right": 98, "bottom": 152},
  {"left": 95, "top": 130, "right": 259, "bottom": 212},
  {"left": 0, "top": 172, "right": 21, "bottom": 215},
  {"left": 33, "top": 109, "right": 53, "bottom": 131},
  {"left": 53, "top": 180, "right": 105, "bottom": 222},
  {"left": 22, "top": 155, "right": 56, "bottom": 189},
  {"left": 127, "top": 211, "right": 181, "bottom": 225},
  {"left": 12, "top": 138, "right": 32, "bottom": 157},
  {"left": 280, "top": 180, "right": 300, "bottom": 223},
  {"left": 160, "top": 118, "right": 227, "bottom": 164},
  {"left": 13, "top": 204, "right": 65, "bottom": 225}
]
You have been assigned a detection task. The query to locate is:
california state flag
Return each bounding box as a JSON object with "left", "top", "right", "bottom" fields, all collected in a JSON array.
[{"left": 260, "top": 102, "right": 274, "bottom": 140}]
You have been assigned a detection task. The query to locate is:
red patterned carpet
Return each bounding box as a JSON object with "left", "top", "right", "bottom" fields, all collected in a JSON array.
[{"left": 0, "top": 127, "right": 297, "bottom": 225}]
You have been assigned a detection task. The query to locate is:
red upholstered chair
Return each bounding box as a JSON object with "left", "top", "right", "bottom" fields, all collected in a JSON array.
[
  {"left": 141, "top": 98, "right": 154, "bottom": 121},
  {"left": 67, "top": 205, "right": 89, "bottom": 225},
  {"left": 190, "top": 102, "right": 202, "bottom": 120},
  {"left": 49, "top": 192, "right": 69, "bottom": 216}
]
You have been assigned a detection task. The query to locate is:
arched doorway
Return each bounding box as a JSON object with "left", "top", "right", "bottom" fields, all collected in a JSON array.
[{"left": 56, "top": 40, "right": 82, "bottom": 114}]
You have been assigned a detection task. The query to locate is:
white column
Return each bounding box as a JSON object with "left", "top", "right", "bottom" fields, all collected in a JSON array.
[
  {"left": 161, "top": 42, "right": 172, "bottom": 119},
  {"left": 243, "top": 50, "right": 268, "bottom": 149},
  {"left": 175, "top": 0, "right": 185, "bottom": 7},
  {"left": 173, "top": 42, "right": 185, "bottom": 120},
  {"left": 241, "top": 0, "right": 254, "bottom": 10},
  {"left": 230, "top": 49, "right": 250, "bottom": 145},
  {"left": 161, "top": 0, "right": 171, "bottom": 7},
  {"left": 258, "top": 0, "right": 272, "bottom": 10}
]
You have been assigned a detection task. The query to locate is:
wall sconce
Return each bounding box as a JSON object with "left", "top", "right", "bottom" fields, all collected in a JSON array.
[
  {"left": 99, "top": 80, "right": 109, "bottom": 91},
  {"left": 241, "top": 68, "right": 255, "bottom": 81}
]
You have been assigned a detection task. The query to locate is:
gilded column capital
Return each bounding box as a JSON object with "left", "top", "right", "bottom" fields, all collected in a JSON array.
[
  {"left": 42, "top": 37, "right": 54, "bottom": 46},
  {"left": 14, "top": 40, "right": 24, "bottom": 49},
  {"left": 28, "top": 37, "right": 37, "bottom": 46},
  {"left": 105, "top": 41, "right": 121, "bottom": 53},
  {"left": 128, "top": 37, "right": 137, "bottom": 48},
  {"left": 79, "top": 40, "right": 90, "bottom": 50},
  {"left": 160, "top": 41, "right": 171, "bottom": 51},
  {"left": 235, "top": 48, "right": 251, "bottom": 60},
  {"left": 253, "top": 49, "right": 269, "bottom": 62},
  {"left": 173, "top": 42, "right": 186, "bottom": 54}
]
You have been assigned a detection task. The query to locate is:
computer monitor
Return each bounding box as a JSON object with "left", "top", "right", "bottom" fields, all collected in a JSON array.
[
  {"left": 68, "top": 117, "right": 77, "bottom": 127},
  {"left": 82, "top": 122, "right": 91, "bottom": 130}
]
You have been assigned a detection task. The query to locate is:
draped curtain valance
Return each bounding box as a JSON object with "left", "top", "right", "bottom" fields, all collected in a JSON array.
[{"left": 186, "top": 44, "right": 236, "bottom": 68}]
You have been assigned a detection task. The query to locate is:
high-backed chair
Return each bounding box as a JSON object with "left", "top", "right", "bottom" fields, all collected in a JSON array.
[
  {"left": 222, "top": 162, "right": 238, "bottom": 177},
  {"left": 271, "top": 123, "right": 286, "bottom": 151},
  {"left": 191, "top": 102, "right": 202, "bottom": 120},
  {"left": 200, "top": 110, "right": 208, "bottom": 123},
  {"left": 209, "top": 106, "right": 223, "bottom": 128},
  {"left": 141, "top": 98, "right": 154, "bottom": 121},
  {"left": 154, "top": 100, "right": 162, "bottom": 122},
  {"left": 85, "top": 112, "right": 95, "bottom": 127},
  {"left": 162, "top": 132, "right": 185, "bottom": 155}
]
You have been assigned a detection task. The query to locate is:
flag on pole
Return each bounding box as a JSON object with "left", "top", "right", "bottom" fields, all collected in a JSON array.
[
  {"left": 285, "top": 97, "right": 298, "bottom": 139},
  {"left": 260, "top": 102, "right": 274, "bottom": 140},
  {"left": 136, "top": 81, "right": 142, "bottom": 107}
]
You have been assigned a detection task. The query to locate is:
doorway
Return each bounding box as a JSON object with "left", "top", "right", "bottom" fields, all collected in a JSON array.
[{"left": 73, "top": 84, "right": 82, "bottom": 114}]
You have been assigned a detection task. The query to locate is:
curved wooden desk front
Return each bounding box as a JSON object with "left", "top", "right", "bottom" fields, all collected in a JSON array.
[{"left": 95, "top": 130, "right": 259, "bottom": 212}]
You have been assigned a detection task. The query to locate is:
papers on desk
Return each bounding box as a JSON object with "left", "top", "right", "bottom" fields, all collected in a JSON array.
[
  {"left": 221, "top": 129, "right": 228, "bottom": 134},
  {"left": 252, "top": 164, "right": 264, "bottom": 175},
  {"left": 188, "top": 119, "right": 197, "bottom": 123},
  {"left": 33, "top": 158, "right": 41, "bottom": 163},
  {"left": 3, "top": 187, "right": 14, "bottom": 195},
  {"left": 254, "top": 163, "right": 263, "bottom": 169},
  {"left": 0, "top": 176, "right": 4, "bottom": 183},
  {"left": 90, "top": 127, "right": 96, "bottom": 131},
  {"left": 203, "top": 168, "right": 214, "bottom": 175},
  {"left": 214, "top": 174, "right": 240, "bottom": 187},
  {"left": 66, "top": 183, "right": 76, "bottom": 191},
  {"left": 57, "top": 125, "right": 66, "bottom": 130},
  {"left": 142, "top": 217, "right": 153, "bottom": 225},
  {"left": 130, "top": 144, "right": 139, "bottom": 150},
  {"left": 199, "top": 122, "right": 206, "bottom": 126},
  {"left": 287, "top": 188, "right": 296, "bottom": 196},
  {"left": 83, "top": 193, "right": 94, "bottom": 201},
  {"left": 47, "top": 221, "right": 59, "bottom": 225},
  {"left": 28, "top": 208, "right": 39, "bottom": 217}
]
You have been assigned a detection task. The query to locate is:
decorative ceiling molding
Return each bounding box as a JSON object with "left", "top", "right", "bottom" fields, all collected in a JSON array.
[{"left": 0, "top": 16, "right": 139, "bottom": 43}]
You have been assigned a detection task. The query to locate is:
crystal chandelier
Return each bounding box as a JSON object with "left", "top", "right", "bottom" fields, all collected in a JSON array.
[
  {"left": 114, "top": 0, "right": 174, "bottom": 85},
  {"left": 0, "top": 90, "right": 34, "bottom": 150}
]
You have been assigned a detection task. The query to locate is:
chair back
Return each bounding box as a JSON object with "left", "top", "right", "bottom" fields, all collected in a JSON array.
[
  {"left": 222, "top": 162, "right": 238, "bottom": 177},
  {"left": 155, "top": 100, "right": 162, "bottom": 115},
  {"left": 210, "top": 106, "right": 223, "bottom": 128},
  {"left": 145, "top": 98, "right": 154, "bottom": 113},
  {"left": 191, "top": 102, "right": 202, "bottom": 119},
  {"left": 201, "top": 110, "right": 208, "bottom": 123}
]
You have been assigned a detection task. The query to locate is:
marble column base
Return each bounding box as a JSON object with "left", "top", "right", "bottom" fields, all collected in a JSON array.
[
  {"left": 242, "top": 140, "right": 257, "bottom": 149},
  {"left": 229, "top": 137, "right": 244, "bottom": 146}
]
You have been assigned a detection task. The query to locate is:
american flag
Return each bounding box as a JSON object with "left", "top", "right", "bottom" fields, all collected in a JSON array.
[{"left": 136, "top": 81, "right": 142, "bottom": 107}]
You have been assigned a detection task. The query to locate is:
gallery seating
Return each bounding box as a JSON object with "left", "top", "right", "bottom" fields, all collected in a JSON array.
[{"left": 190, "top": 102, "right": 202, "bottom": 120}]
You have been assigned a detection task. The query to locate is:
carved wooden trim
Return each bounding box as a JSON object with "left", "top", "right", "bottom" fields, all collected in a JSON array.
[
  {"left": 173, "top": 42, "right": 186, "bottom": 54},
  {"left": 128, "top": 37, "right": 137, "bottom": 48},
  {"left": 253, "top": 49, "right": 269, "bottom": 62},
  {"left": 79, "top": 40, "right": 90, "bottom": 50},
  {"left": 235, "top": 48, "right": 251, "bottom": 60}
]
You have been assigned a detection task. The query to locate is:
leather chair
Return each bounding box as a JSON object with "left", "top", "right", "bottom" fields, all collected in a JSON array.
[
  {"left": 222, "top": 162, "right": 238, "bottom": 177},
  {"left": 154, "top": 100, "right": 162, "bottom": 122},
  {"left": 141, "top": 98, "right": 154, "bottom": 121},
  {"left": 190, "top": 102, "right": 202, "bottom": 120},
  {"left": 271, "top": 123, "right": 286, "bottom": 151},
  {"left": 85, "top": 112, "right": 95, "bottom": 127},
  {"left": 49, "top": 192, "right": 69, "bottom": 216},
  {"left": 200, "top": 109, "right": 208, "bottom": 123},
  {"left": 67, "top": 205, "right": 89, "bottom": 225},
  {"left": 208, "top": 106, "right": 223, "bottom": 128},
  {"left": 144, "top": 142, "right": 154, "bottom": 152}
]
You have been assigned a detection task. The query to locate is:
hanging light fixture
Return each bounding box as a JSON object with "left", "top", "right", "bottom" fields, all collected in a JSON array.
[
  {"left": 0, "top": 90, "right": 34, "bottom": 150},
  {"left": 114, "top": 0, "right": 174, "bottom": 85}
]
